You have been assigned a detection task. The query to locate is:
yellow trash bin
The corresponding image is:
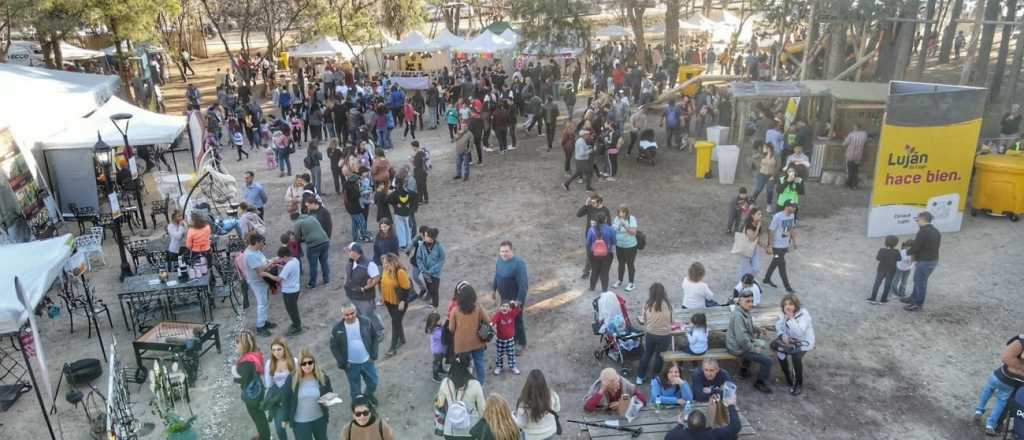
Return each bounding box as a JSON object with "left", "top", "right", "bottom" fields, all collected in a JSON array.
[
  {"left": 972, "top": 155, "right": 1024, "bottom": 221},
  {"left": 695, "top": 141, "right": 715, "bottom": 178}
]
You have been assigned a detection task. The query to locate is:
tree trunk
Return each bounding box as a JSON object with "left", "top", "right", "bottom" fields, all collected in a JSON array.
[
  {"left": 826, "top": 22, "right": 848, "bottom": 79},
  {"left": 801, "top": 0, "right": 819, "bottom": 79},
  {"left": 855, "top": 20, "right": 870, "bottom": 81},
  {"left": 913, "top": 0, "right": 937, "bottom": 79},
  {"left": 875, "top": 21, "right": 899, "bottom": 80},
  {"left": 1007, "top": 18, "right": 1024, "bottom": 108},
  {"left": 627, "top": 1, "right": 646, "bottom": 59},
  {"left": 665, "top": 0, "right": 680, "bottom": 55},
  {"left": 971, "top": 0, "right": 1001, "bottom": 86},
  {"left": 892, "top": 0, "right": 921, "bottom": 81},
  {"left": 702, "top": 0, "right": 712, "bottom": 15},
  {"left": 938, "top": 0, "right": 964, "bottom": 63},
  {"left": 38, "top": 33, "right": 53, "bottom": 69},
  {"left": 989, "top": 0, "right": 1018, "bottom": 98},
  {"left": 960, "top": 0, "right": 986, "bottom": 83},
  {"left": 51, "top": 34, "right": 63, "bottom": 68}
]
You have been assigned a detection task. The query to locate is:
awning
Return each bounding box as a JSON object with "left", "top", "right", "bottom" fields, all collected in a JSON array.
[
  {"left": 41, "top": 96, "right": 187, "bottom": 149},
  {"left": 59, "top": 42, "right": 106, "bottom": 61},
  {"left": 383, "top": 31, "right": 444, "bottom": 54},
  {"left": 455, "top": 31, "right": 515, "bottom": 54},
  {"left": 431, "top": 28, "right": 466, "bottom": 49},
  {"left": 0, "top": 234, "right": 72, "bottom": 334},
  {"left": 595, "top": 25, "right": 634, "bottom": 39},
  {"left": 288, "top": 36, "right": 362, "bottom": 60}
]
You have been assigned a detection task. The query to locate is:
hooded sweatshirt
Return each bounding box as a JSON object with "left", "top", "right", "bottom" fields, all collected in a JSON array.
[{"left": 492, "top": 256, "right": 528, "bottom": 304}]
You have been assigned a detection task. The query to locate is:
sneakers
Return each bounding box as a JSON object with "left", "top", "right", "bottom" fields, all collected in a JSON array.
[
  {"left": 286, "top": 326, "right": 304, "bottom": 336},
  {"left": 484, "top": 147, "right": 496, "bottom": 152},
  {"left": 789, "top": 385, "right": 802, "bottom": 396},
  {"left": 635, "top": 376, "right": 644, "bottom": 385},
  {"left": 493, "top": 368, "right": 502, "bottom": 376},
  {"left": 904, "top": 304, "right": 922, "bottom": 312},
  {"left": 256, "top": 327, "right": 272, "bottom": 337},
  {"left": 625, "top": 283, "right": 636, "bottom": 292},
  {"left": 612, "top": 280, "right": 622, "bottom": 289},
  {"left": 985, "top": 426, "right": 998, "bottom": 436},
  {"left": 866, "top": 299, "right": 878, "bottom": 305},
  {"left": 973, "top": 412, "right": 983, "bottom": 427},
  {"left": 561, "top": 182, "right": 570, "bottom": 191},
  {"left": 264, "top": 321, "right": 278, "bottom": 329},
  {"left": 899, "top": 297, "right": 913, "bottom": 304},
  {"left": 508, "top": 146, "right": 517, "bottom": 151},
  {"left": 753, "top": 380, "right": 773, "bottom": 394},
  {"left": 512, "top": 368, "right": 521, "bottom": 375},
  {"left": 605, "top": 177, "right": 616, "bottom": 182},
  {"left": 762, "top": 278, "right": 778, "bottom": 288}
]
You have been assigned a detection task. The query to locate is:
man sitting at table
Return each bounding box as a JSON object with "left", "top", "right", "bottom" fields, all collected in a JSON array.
[
  {"left": 726, "top": 290, "right": 773, "bottom": 394},
  {"left": 691, "top": 358, "right": 733, "bottom": 402},
  {"left": 584, "top": 367, "right": 647, "bottom": 412},
  {"left": 664, "top": 393, "right": 741, "bottom": 440}
]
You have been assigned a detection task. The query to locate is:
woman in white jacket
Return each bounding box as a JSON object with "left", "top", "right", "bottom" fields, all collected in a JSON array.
[
  {"left": 514, "top": 370, "right": 561, "bottom": 440},
  {"left": 775, "top": 294, "right": 815, "bottom": 397}
]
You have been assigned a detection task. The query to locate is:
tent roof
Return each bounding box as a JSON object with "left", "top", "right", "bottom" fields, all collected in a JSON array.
[
  {"left": 455, "top": 31, "right": 514, "bottom": 54},
  {"left": 499, "top": 29, "right": 519, "bottom": 45},
  {"left": 0, "top": 64, "right": 119, "bottom": 152},
  {"left": 383, "top": 31, "right": 444, "bottom": 54},
  {"left": 595, "top": 25, "right": 634, "bottom": 39},
  {"left": 60, "top": 42, "right": 106, "bottom": 61},
  {"left": 431, "top": 28, "right": 466, "bottom": 49},
  {"left": 101, "top": 43, "right": 164, "bottom": 57},
  {"left": 40, "top": 96, "right": 188, "bottom": 150},
  {"left": 482, "top": 21, "right": 514, "bottom": 35},
  {"left": 729, "top": 80, "right": 889, "bottom": 103},
  {"left": 0, "top": 234, "right": 72, "bottom": 334},
  {"left": 288, "top": 36, "right": 361, "bottom": 59}
]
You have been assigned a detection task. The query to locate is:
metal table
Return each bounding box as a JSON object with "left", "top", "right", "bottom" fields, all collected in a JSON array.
[
  {"left": 118, "top": 273, "right": 211, "bottom": 336},
  {"left": 132, "top": 321, "right": 221, "bottom": 387}
]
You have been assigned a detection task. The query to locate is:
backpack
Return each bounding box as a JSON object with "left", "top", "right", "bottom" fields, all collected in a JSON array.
[
  {"left": 422, "top": 148, "right": 433, "bottom": 170},
  {"left": 665, "top": 106, "right": 679, "bottom": 127},
  {"left": 303, "top": 155, "right": 314, "bottom": 169},
  {"left": 442, "top": 383, "right": 474, "bottom": 436},
  {"left": 590, "top": 227, "right": 609, "bottom": 257}
]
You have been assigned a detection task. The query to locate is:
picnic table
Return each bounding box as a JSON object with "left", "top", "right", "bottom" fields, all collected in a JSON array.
[
  {"left": 576, "top": 403, "right": 755, "bottom": 438},
  {"left": 118, "top": 273, "right": 212, "bottom": 336},
  {"left": 672, "top": 305, "right": 779, "bottom": 334}
]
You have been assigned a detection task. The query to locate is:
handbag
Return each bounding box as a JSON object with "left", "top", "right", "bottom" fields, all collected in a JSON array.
[
  {"left": 730, "top": 232, "right": 756, "bottom": 258},
  {"left": 476, "top": 321, "right": 495, "bottom": 343},
  {"left": 770, "top": 335, "right": 806, "bottom": 355},
  {"left": 261, "top": 383, "right": 285, "bottom": 412},
  {"left": 550, "top": 410, "right": 563, "bottom": 435},
  {"left": 241, "top": 374, "right": 265, "bottom": 403},
  {"left": 635, "top": 230, "right": 647, "bottom": 250},
  {"left": 396, "top": 283, "right": 416, "bottom": 303}
]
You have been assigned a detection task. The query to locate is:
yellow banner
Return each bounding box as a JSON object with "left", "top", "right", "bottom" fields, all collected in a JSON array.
[{"left": 867, "top": 118, "right": 980, "bottom": 235}]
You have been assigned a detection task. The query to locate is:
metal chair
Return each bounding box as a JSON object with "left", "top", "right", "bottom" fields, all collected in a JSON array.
[
  {"left": 212, "top": 254, "right": 241, "bottom": 316},
  {"left": 57, "top": 277, "right": 113, "bottom": 338},
  {"left": 150, "top": 198, "right": 169, "bottom": 229},
  {"left": 74, "top": 234, "right": 106, "bottom": 270},
  {"left": 90, "top": 226, "right": 105, "bottom": 244},
  {"left": 126, "top": 239, "right": 150, "bottom": 271}
]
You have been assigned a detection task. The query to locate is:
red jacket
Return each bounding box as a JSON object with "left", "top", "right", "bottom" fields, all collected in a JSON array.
[{"left": 490, "top": 305, "right": 520, "bottom": 340}]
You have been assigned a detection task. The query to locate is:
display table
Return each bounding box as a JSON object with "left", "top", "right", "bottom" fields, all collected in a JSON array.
[
  {"left": 133, "top": 321, "right": 221, "bottom": 388},
  {"left": 119, "top": 273, "right": 211, "bottom": 335}
]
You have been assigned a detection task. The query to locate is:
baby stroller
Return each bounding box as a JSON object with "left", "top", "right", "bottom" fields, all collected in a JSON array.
[
  {"left": 592, "top": 291, "right": 645, "bottom": 364},
  {"left": 636, "top": 128, "right": 657, "bottom": 166}
]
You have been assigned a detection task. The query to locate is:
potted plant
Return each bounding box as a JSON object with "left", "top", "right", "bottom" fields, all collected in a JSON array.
[{"left": 163, "top": 414, "right": 197, "bottom": 440}]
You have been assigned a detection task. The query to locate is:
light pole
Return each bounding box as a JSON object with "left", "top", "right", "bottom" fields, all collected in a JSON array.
[
  {"left": 110, "top": 112, "right": 148, "bottom": 229},
  {"left": 94, "top": 133, "right": 134, "bottom": 281}
]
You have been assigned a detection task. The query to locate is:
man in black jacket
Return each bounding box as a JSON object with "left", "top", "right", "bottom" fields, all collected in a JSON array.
[
  {"left": 329, "top": 302, "right": 380, "bottom": 405},
  {"left": 664, "top": 393, "right": 741, "bottom": 440},
  {"left": 305, "top": 198, "right": 332, "bottom": 238},
  {"left": 902, "top": 211, "right": 941, "bottom": 311}
]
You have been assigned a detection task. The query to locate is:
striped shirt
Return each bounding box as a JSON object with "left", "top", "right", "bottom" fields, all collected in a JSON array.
[{"left": 844, "top": 130, "right": 868, "bottom": 162}]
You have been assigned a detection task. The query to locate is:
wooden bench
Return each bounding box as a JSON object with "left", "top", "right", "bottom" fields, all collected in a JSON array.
[{"left": 661, "top": 348, "right": 737, "bottom": 365}]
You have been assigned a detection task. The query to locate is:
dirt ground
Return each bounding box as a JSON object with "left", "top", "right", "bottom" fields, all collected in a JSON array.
[{"left": 2, "top": 38, "right": 1023, "bottom": 440}]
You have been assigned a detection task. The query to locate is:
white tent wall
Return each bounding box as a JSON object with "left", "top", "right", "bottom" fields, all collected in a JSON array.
[
  {"left": 40, "top": 96, "right": 187, "bottom": 149},
  {"left": 0, "top": 234, "right": 72, "bottom": 334}
]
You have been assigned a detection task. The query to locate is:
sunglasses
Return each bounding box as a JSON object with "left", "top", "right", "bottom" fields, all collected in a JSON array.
[
  {"left": 301, "top": 360, "right": 315, "bottom": 366},
  {"left": 354, "top": 410, "right": 370, "bottom": 417}
]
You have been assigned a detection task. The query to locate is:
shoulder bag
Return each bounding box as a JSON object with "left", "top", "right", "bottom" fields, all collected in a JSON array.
[{"left": 730, "top": 231, "right": 756, "bottom": 257}]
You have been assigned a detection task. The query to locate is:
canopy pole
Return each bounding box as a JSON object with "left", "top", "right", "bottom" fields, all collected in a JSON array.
[{"left": 17, "top": 326, "right": 57, "bottom": 440}]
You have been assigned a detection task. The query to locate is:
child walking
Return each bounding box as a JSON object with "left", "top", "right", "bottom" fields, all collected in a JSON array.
[
  {"left": 867, "top": 235, "right": 902, "bottom": 304},
  {"left": 892, "top": 239, "right": 914, "bottom": 298},
  {"left": 490, "top": 301, "right": 521, "bottom": 376},
  {"left": 426, "top": 312, "right": 446, "bottom": 383}
]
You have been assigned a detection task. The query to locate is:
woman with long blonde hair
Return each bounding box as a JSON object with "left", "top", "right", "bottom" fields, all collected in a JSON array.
[
  {"left": 286, "top": 348, "right": 333, "bottom": 440},
  {"left": 380, "top": 253, "right": 411, "bottom": 357},
  {"left": 471, "top": 393, "right": 520, "bottom": 440},
  {"left": 264, "top": 337, "right": 296, "bottom": 440}
]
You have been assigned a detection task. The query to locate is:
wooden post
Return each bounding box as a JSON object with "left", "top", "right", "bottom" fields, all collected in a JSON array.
[{"left": 913, "top": 0, "right": 937, "bottom": 80}]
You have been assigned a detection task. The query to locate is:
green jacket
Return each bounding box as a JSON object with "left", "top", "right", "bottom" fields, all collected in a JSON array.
[
  {"left": 725, "top": 306, "right": 756, "bottom": 355},
  {"left": 293, "top": 215, "right": 329, "bottom": 248},
  {"left": 776, "top": 175, "right": 804, "bottom": 208}
]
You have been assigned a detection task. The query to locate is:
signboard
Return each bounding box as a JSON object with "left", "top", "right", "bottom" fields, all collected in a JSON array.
[
  {"left": 867, "top": 81, "right": 985, "bottom": 237},
  {"left": 0, "top": 128, "right": 44, "bottom": 220}
]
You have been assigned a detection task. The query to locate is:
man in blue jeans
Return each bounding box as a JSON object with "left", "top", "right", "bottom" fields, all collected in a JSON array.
[
  {"left": 725, "top": 291, "right": 773, "bottom": 394},
  {"left": 291, "top": 211, "right": 330, "bottom": 288},
  {"left": 329, "top": 303, "right": 380, "bottom": 405},
  {"left": 902, "top": 211, "right": 941, "bottom": 311},
  {"left": 974, "top": 335, "right": 1024, "bottom": 436}
]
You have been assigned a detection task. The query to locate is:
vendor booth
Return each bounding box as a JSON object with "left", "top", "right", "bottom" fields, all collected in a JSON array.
[
  {"left": 39, "top": 96, "right": 188, "bottom": 215},
  {"left": 594, "top": 25, "right": 634, "bottom": 40},
  {"left": 729, "top": 80, "right": 887, "bottom": 180},
  {"left": 287, "top": 36, "right": 361, "bottom": 61},
  {"left": 431, "top": 28, "right": 467, "bottom": 49},
  {"left": 0, "top": 234, "right": 75, "bottom": 440},
  {"left": 383, "top": 31, "right": 447, "bottom": 82}
]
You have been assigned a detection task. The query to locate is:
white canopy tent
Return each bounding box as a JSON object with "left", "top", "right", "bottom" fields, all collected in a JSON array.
[
  {"left": 59, "top": 42, "right": 106, "bottom": 61},
  {"left": 0, "top": 234, "right": 72, "bottom": 334},
  {"left": 40, "top": 96, "right": 187, "bottom": 149},
  {"left": 595, "top": 25, "right": 634, "bottom": 39},
  {"left": 6, "top": 41, "right": 104, "bottom": 65},
  {"left": 455, "top": 30, "right": 515, "bottom": 54},
  {"left": 383, "top": 31, "right": 444, "bottom": 54},
  {"left": 288, "top": 36, "right": 362, "bottom": 60},
  {"left": 499, "top": 29, "right": 520, "bottom": 47},
  {"left": 431, "top": 28, "right": 466, "bottom": 49}
]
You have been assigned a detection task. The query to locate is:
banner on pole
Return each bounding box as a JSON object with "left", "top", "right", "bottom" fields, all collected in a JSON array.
[{"left": 867, "top": 81, "right": 985, "bottom": 237}]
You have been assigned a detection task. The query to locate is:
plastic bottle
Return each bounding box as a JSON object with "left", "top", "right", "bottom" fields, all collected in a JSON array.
[{"left": 684, "top": 400, "right": 692, "bottom": 415}]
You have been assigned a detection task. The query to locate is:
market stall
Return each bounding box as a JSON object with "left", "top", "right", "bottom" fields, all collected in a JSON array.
[
  {"left": 729, "top": 80, "right": 887, "bottom": 180},
  {"left": 383, "top": 31, "right": 447, "bottom": 78}
]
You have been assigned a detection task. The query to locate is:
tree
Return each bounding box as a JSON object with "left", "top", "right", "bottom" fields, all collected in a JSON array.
[
  {"left": 85, "top": 0, "right": 179, "bottom": 87},
  {"left": 891, "top": 0, "right": 920, "bottom": 81},
  {"left": 0, "top": 0, "right": 40, "bottom": 62},
  {"left": 912, "top": 0, "right": 936, "bottom": 80},
  {"left": 665, "top": 0, "right": 680, "bottom": 56},
  {"left": 380, "top": 0, "right": 425, "bottom": 39},
  {"left": 624, "top": 0, "right": 648, "bottom": 62},
  {"left": 937, "top": 0, "right": 963, "bottom": 63},
  {"left": 512, "top": 0, "right": 591, "bottom": 55},
  {"left": 259, "top": 0, "right": 315, "bottom": 57},
  {"left": 971, "top": 0, "right": 1001, "bottom": 86},
  {"left": 987, "top": 0, "right": 1018, "bottom": 98}
]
